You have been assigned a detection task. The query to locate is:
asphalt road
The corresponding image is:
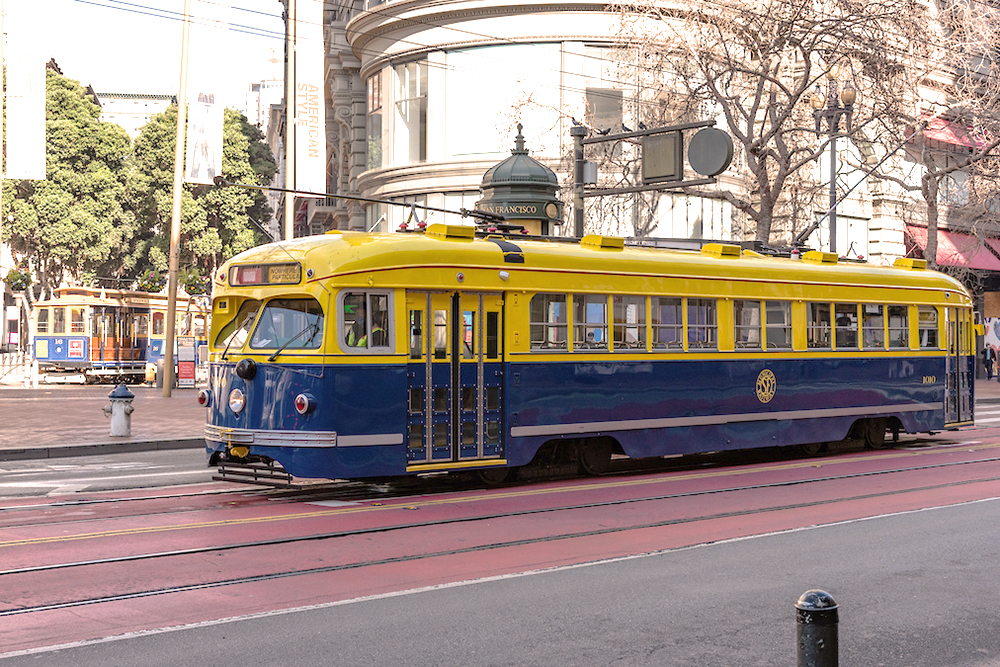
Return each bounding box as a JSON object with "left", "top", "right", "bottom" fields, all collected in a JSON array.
[
  {"left": 4, "top": 494, "right": 999, "bottom": 666},
  {"left": 0, "top": 449, "right": 214, "bottom": 497}
]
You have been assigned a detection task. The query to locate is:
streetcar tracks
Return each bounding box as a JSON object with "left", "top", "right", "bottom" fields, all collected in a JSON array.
[
  {"left": 3, "top": 453, "right": 1000, "bottom": 617},
  {"left": 4, "top": 467, "right": 1000, "bottom": 617}
]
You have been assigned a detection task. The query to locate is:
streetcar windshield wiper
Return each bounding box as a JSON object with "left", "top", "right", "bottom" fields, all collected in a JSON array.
[
  {"left": 268, "top": 322, "right": 320, "bottom": 362},
  {"left": 221, "top": 313, "right": 256, "bottom": 361}
]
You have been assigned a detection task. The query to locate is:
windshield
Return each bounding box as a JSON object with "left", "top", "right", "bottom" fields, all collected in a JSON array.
[
  {"left": 215, "top": 299, "right": 262, "bottom": 350},
  {"left": 250, "top": 298, "right": 325, "bottom": 350}
]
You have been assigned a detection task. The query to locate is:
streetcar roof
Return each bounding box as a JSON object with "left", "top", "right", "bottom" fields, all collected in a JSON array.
[{"left": 216, "top": 227, "right": 970, "bottom": 303}]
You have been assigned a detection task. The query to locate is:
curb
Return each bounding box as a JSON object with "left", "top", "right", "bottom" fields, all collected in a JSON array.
[{"left": 0, "top": 438, "right": 206, "bottom": 462}]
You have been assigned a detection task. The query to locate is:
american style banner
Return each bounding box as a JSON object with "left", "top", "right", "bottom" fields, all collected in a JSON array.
[
  {"left": 5, "top": 4, "right": 46, "bottom": 181},
  {"left": 294, "top": 0, "right": 326, "bottom": 196},
  {"left": 184, "top": 0, "right": 229, "bottom": 185}
]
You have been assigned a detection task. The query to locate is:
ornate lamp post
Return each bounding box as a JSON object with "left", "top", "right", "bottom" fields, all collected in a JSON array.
[{"left": 811, "top": 66, "right": 856, "bottom": 255}]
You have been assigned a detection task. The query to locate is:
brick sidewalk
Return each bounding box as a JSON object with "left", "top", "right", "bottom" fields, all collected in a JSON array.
[{"left": 0, "top": 384, "right": 206, "bottom": 460}]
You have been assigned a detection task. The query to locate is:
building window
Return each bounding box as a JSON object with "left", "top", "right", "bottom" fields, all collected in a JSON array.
[
  {"left": 734, "top": 300, "right": 761, "bottom": 349},
  {"left": 888, "top": 305, "right": 908, "bottom": 348},
  {"left": 394, "top": 60, "right": 427, "bottom": 164},
  {"left": 529, "top": 294, "right": 567, "bottom": 350},
  {"left": 687, "top": 298, "right": 717, "bottom": 350},
  {"left": 652, "top": 297, "right": 683, "bottom": 350},
  {"left": 765, "top": 301, "right": 792, "bottom": 349},
  {"left": 613, "top": 295, "right": 645, "bottom": 349},
  {"left": 918, "top": 306, "right": 939, "bottom": 348},
  {"left": 573, "top": 295, "right": 608, "bottom": 350},
  {"left": 807, "top": 303, "right": 831, "bottom": 349},
  {"left": 367, "top": 70, "right": 382, "bottom": 170}
]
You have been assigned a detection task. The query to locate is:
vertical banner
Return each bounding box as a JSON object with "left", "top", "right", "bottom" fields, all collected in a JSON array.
[
  {"left": 5, "top": 4, "right": 46, "bottom": 181},
  {"left": 184, "top": 0, "right": 229, "bottom": 185},
  {"left": 294, "top": 0, "right": 326, "bottom": 196}
]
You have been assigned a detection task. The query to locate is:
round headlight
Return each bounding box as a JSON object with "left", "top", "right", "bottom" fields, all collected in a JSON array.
[
  {"left": 228, "top": 388, "right": 246, "bottom": 413},
  {"left": 235, "top": 358, "right": 257, "bottom": 380},
  {"left": 197, "top": 389, "right": 212, "bottom": 407}
]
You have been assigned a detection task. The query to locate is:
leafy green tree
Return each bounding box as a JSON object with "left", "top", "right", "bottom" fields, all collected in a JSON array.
[
  {"left": 2, "top": 69, "right": 137, "bottom": 296},
  {"left": 132, "top": 105, "right": 276, "bottom": 280}
]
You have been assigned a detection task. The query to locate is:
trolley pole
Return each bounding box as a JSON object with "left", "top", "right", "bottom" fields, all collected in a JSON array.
[
  {"left": 571, "top": 125, "right": 586, "bottom": 238},
  {"left": 796, "top": 589, "right": 839, "bottom": 667}
]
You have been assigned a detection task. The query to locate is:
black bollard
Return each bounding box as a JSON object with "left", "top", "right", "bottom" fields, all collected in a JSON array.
[{"left": 796, "top": 589, "right": 838, "bottom": 667}]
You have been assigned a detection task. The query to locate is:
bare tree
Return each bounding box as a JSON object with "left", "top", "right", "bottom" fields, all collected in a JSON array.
[{"left": 607, "top": 0, "right": 930, "bottom": 246}]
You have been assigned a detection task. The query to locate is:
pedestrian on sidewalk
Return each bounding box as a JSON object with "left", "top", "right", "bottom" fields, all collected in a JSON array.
[{"left": 986, "top": 345, "right": 997, "bottom": 381}]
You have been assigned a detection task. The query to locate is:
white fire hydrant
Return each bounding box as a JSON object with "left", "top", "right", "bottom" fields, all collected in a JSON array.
[{"left": 103, "top": 383, "right": 135, "bottom": 437}]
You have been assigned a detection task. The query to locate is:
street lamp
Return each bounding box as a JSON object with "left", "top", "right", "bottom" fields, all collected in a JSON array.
[{"left": 811, "top": 65, "right": 856, "bottom": 255}]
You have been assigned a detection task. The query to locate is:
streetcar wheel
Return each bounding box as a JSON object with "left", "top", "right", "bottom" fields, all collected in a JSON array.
[
  {"left": 799, "top": 442, "right": 824, "bottom": 457},
  {"left": 578, "top": 438, "right": 613, "bottom": 475},
  {"left": 475, "top": 467, "right": 511, "bottom": 486},
  {"left": 863, "top": 418, "right": 888, "bottom": 449}
]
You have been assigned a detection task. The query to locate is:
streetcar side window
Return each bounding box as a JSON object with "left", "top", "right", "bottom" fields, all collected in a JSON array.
[
  {"left": 152, "top": 312, "right": 165, "bottom": 336},
  {"left": 573, "top": 295, "right": 608, "bottom": 351},
  {"left": 53, "top": 307, "right": 66, "bottom": 335},
  {"left": 688, "top": 298, "right": 717, "bottom": 350},
  {"left": 613, "top": 295, "right": 645, "bottom": 350},
  {"left": 652, "top": 297, "right": 683, "bottom": 350},
  {"left": 807, "top": 303, "right": 831, "bottom": 349},
  {"left": 887, "top": 305, "right": 908, "bottom": 348},
  {"left": 765, "top": 301, "right": 792, "bottom": 349},
  {"left": 862, "top": 304, "right": 885, "bottom": 350},
  {"left": 341, "top": 291, "right": 392, "bottom": 353},
  {"left": 70, "top": 308, "right": 86, "bottom": 334},
  {"left": 135, "top": 314, "right": 148, "bottom": 336},
  {"left": 734, "top": 300, "right": 761, "bottom": 349},
  {"left": 409, "top": 309, "right": 423, "bottom": 359},
  {"left": 250, "top": 298, "right": 324, "bottom": 350},
  {"left": 36, "top": 308, "right": 49, "bottom": 334},
  {"left": 486, "top": 312, "right": 500, "bottom": 360},
  {"left": 918, "top": 306, "right": 939, "bottom": 349},
  {"left": 834, "top": 304, "right": 858, "bottom": 349},
  {"left": 529, "top": 293, "right": 567, "bottom": 350}
]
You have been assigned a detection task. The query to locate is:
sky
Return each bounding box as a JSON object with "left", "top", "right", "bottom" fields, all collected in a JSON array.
[{"left": 25, "top": 0, "right": 285, "bottom": 112}]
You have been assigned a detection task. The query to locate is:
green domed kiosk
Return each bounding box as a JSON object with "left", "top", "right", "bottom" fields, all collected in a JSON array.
[{"left": 475, "top": 124, "right": 563, "bottom": 236}]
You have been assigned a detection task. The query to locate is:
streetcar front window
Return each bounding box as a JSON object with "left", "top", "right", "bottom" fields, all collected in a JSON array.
[
  {"left": 53, "top": 307, "right": 66, "bottom": 335},
  {"left": 250, "top": 299, "right": 324, "bottom": 350},
  {"left": 215, "top": 299, "right": 262, "bottom": 350},
  {"left": 36, "top": 308, "right": 49, "bottom": 334}
]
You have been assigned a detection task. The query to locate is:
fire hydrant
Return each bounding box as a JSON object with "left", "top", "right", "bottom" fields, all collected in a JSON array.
[{"left": 103, "top": 383, "right": 135, "bottom": 437}]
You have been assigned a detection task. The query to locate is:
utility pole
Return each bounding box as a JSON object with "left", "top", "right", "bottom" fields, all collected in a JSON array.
[{"left": 164, "top": 0, "right": 193, "bottom": 397}]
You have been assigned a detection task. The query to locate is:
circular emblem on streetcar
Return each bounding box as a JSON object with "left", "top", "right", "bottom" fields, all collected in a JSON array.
[
  {"left": 545, "top": 202, "right": 559, "bottom": 219},
  {"left": 756, "top": 369, "right": 776, "bottom": 404}
]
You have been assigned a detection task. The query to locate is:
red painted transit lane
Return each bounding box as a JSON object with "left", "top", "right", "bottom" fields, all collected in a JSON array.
[{"left": 3, "top": 438, "right": 1000, "bottom": 655}]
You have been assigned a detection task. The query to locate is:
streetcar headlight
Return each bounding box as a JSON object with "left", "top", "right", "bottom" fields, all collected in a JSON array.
[
  {"left": 228, "top": 388, "right": 246, "bottom": 414},
  {"left": 197, "top": 389, "right": 212, "bottom": 407},
  {"left": 294, "top": 392, "right": 316, "bottom": 415}
]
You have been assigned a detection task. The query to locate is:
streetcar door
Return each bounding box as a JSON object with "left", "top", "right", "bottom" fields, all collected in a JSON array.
[
  {"left": 945, "top": 307, "right": 973, "bottom": 424},
  {"left": 405, "top": 291, "right": 504, "bottom": 465}
]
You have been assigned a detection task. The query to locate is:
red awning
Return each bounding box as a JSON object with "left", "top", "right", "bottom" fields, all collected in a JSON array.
[
  {"left": 906, "top": 225, "right": 1000, "bottom": 271},
  {"left": 921, "top": 118, "right": 988, "bottom": 150}
]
